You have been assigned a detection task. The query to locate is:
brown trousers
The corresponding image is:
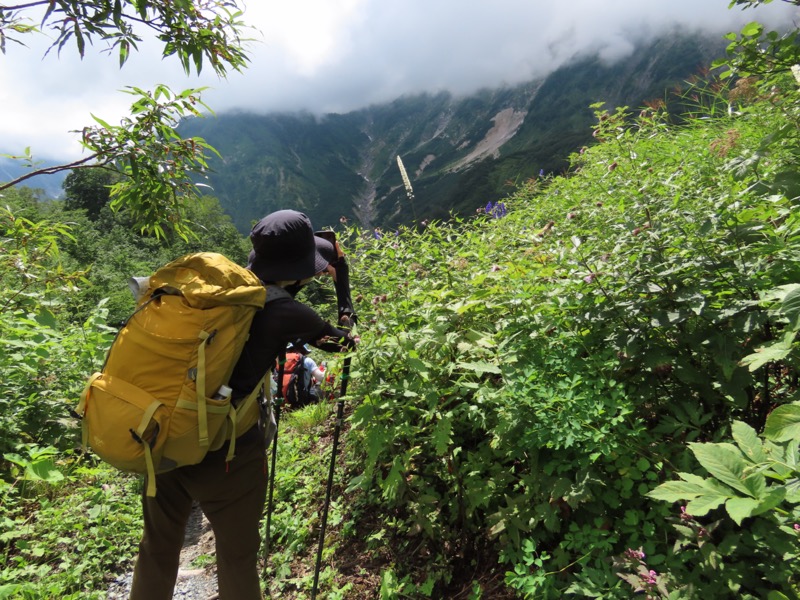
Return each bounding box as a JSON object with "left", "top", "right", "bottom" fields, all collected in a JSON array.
[{"left": 129, "top": 429, "right": 268, "bottom": 600}]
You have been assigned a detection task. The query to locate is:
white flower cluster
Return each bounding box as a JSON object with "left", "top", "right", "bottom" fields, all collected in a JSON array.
[{"left": 396, "top": 155, "right": 415, "bottom": 201}]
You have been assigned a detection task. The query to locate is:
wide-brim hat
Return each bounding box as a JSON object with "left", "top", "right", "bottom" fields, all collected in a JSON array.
[
  {"left": 247, "top": 210, "right": 328, "bottom": 282},
  {"left": 314, "top": 233, "right": 336, "bottom": 265}
]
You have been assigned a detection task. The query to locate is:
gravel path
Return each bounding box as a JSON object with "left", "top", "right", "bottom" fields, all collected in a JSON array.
[{"left": 105, "top": 502, "right": 219, "bottom": 600}]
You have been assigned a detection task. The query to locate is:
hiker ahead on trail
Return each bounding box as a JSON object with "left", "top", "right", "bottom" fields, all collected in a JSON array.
[
  {"left": 129, "top": 210, "right": 358, "bottom": 600},
  {"left": 276, "top": 342, "right": 328, "bottom": 409}
]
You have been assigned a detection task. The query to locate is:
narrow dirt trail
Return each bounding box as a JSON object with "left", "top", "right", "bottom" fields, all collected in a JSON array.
[{"left": 105, "top": 503, "right": 219, "bottom": 599}]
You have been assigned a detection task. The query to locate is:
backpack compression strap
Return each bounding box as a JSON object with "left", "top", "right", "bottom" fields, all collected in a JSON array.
[
  {"left": 196, "top": 329, "right": 212, "bottom": 447},
  {"left": 222, "top": 372, "right": 268, "bottom": 464}
]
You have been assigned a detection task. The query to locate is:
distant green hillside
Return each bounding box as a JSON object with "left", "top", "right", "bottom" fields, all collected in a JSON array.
[{"left": 179, "top": 33, "right": 727, "bottom": 232}]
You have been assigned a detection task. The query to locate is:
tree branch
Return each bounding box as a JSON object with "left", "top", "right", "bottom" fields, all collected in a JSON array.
[
  {"left": 0, "top": 153, "right": 108, "bottom": 191},
  {"left": 2, "top": 2, "right": 52, "bottom": 10}
]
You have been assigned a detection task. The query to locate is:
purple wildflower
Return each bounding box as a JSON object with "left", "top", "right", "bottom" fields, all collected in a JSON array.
[{"left": 625, "top": 548, "right": 645, "bottom": 561}]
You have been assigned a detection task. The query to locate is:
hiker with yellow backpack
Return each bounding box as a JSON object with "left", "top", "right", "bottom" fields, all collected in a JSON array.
[
  {"left": 77, "top": 209, "right": 357, "bottom": 600},
  {"left": 131, "top": 210, "right": 356, "bottom": 599}
]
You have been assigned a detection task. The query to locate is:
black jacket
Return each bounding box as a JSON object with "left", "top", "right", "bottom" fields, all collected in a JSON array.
[{"left": 228, "top": 295, "right": 353, "bottom": 402}]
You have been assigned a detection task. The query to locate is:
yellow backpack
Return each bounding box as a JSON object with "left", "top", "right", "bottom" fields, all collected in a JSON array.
[{"left": 76, "top": 252, "right": 287, "bottom": 496}]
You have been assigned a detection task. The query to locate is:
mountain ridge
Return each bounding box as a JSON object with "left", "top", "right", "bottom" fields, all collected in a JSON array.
[{"left": 179, "top": 32, "right": 727, "bottom": 232}]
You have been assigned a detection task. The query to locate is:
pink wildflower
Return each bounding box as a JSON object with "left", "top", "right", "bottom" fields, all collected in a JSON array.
[{"left": 625, "top": 548, "right": 645, "bottom": 561}]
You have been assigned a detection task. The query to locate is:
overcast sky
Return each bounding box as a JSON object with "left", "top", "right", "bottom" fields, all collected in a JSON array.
[{"left": 1, "top": 0, "right": 796, "bottom": 161}]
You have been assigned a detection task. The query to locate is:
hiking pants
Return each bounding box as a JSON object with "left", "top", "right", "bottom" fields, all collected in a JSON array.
[{"left": 129, "top": 428, "right": 268, "bottom": 600}]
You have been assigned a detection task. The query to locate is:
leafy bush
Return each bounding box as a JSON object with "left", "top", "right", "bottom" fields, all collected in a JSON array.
[
  {"left": 647, "top": 404, "right": 800, "bottom": 598},
  {"left": 339, "top": 47, "right": 800, "bottom": 597}
]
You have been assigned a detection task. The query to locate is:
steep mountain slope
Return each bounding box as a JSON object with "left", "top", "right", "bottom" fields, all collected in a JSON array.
[{"left": 179, "top": 33, "right": 727, "bottom": 232}]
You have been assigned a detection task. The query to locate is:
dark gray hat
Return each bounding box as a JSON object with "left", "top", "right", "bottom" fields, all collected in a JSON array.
[
  {"left": 248, "top": 210, "right": 328, "bottom": 282},
  {"left": 314, "top": 234, "right": 336, "bottom": 265}
]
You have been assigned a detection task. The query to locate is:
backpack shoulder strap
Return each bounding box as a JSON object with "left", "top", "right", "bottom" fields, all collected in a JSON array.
[{"left": 265, "top": 285, "right": 291, "bottom": 303}]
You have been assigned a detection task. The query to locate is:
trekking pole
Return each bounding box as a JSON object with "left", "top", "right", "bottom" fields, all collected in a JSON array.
[
  {"left": 263, "top": 352, "right": 286, "bottom": 576},
  {"left": 311, "top": 353, "right": 351, "bottom": 599}
]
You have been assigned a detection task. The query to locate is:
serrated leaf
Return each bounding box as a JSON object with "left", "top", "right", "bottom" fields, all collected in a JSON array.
[
  {"left": 689, "top": 443, "right": 753, "bottom": 496},
  {"left": 764, "top": 403, "right": 800, "bottom": 442},
  {"left": 732, "top": 421, "right": 767, "bottom": 463},
  {"left": 725, "top": 497, "right": 759, "bottom": 525},
  {"left": 432, "top": 417, "right": 452, "bottom": 455},
  {"left": 686, "top": 493, "right": 728, "bottom": 516},
  {"left": 751, "top": 487, "right": 787, "bottom": 517},
  {"left": 648, "top": 480, "right": 707, "bottom": 502},
  {"left": 739, "top": 334, "right": 794, "bottom": 371}
]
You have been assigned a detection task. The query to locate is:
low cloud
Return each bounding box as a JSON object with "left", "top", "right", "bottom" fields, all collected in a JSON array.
[{"left": 1, "top": 0, "right": 796, "bottom": 161}]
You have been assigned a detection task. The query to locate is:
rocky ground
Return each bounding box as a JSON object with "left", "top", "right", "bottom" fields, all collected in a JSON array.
[{"left": 105, "top": 502, "right": 219, "bottom": 600}]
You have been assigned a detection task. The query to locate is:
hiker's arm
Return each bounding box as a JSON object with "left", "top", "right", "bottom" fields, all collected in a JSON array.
[
  {"left": 305, "top": 357, "right": 325, "bottom": 382},
  {"left": 329, "top": 247, "right": 356, "bottom": 326},
  {"left": 312, "top": 321, "right": 357, "bottom": 353}
]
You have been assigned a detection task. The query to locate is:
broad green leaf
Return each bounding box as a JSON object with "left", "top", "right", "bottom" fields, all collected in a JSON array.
[
  {"left": 34, "top": 308, "right": 57, "bottom": 328},
  {"left": 741, "top": 473, "right": 767, "bottom": 500},
  {"left": 648, "top": 480, "right": 708, "bottom": 502},
  {"left": 750, "top": 487, "right": 787, "bottom": 517},
  {"left": 741, "top": 22, "right": 763, "bottom": 37},
  {"left": 689, "top": 443, "right": 753, "bottom": 496},
  {"left": 732, "top": 421, "right": 767, "bottom": 463},
  {"left": 739, "top": 333, "right": 794, "bottom": 371},
  {"left": 764, "top": 403, "right": 800, "bottom": 442},
  {"left": 0, "top": 584, "right": 23, "bottom": 600},
  {"left": 780, "top": 286, "right": 800, "bottom": 329},
  {"left": 26, "top": 459, "right": 64, "bottom": 483},
  {"left": 686, "top": 493, "right": 728, "bottom": 516},
  {"left": 725, "top": 497, "right": 759, "bottom": 525}
]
